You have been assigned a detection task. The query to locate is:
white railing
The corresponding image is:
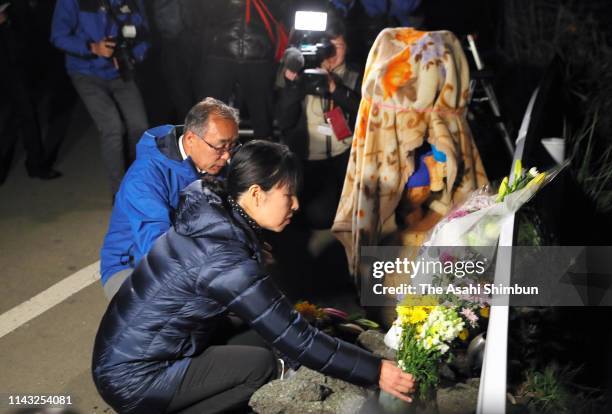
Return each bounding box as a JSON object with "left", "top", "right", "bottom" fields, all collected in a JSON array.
[{"left": 476, "top": 87, "right": 540, "bottom": 414}]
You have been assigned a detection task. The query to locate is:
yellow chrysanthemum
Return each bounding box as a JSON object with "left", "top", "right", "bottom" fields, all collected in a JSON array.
[
  {"left": 399, "top": 295, "right": 438, "bottom": 307},
  {"left": 480, "top": 306, "right": 490, "bottom": 318},
  {"left": 459, "top": 329, "right": 469, "bottom": 341},
  {"left": 396, "top": 305, "right": 434, "bottom": 325}
]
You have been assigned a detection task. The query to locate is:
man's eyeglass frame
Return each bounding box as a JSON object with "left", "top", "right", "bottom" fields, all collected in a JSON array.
[{"left": 197, "top": 133, "right": 242, "bottom": 156}]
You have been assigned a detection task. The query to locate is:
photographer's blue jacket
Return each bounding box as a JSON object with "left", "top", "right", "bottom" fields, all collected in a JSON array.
[
  {"left": 330, "top": 0, "right": 422, "bottom": 26},
  {"left": 50, "top": 0, "right": 148, "bottom": 79},
  {"left": 99, "top": 125, "right": 200, "bottom": 284},
  {"left": 93, "top": 181, "right": 382, "bottom": 413}
]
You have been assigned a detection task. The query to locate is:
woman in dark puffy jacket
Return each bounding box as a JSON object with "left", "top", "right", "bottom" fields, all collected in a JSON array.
[{"left": 92, "top": 140, "right": 415, "bottom": 413}]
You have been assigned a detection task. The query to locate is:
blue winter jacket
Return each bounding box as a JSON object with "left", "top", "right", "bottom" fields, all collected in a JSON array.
[
  {"left": 50, "top": 0, "right": 148, "bottom": 79},
  {"left": 330, "top": 0, "right": 422, "bottom": 26},
  {"left": 92, "top": 181, "right": 382, "bottom": 413},
  {"left": 99, "top": 125, "right": 200, "bottom": 284}
]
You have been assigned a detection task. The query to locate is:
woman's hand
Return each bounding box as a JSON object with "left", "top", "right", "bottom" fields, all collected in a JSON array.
[{"left": 379, "top": 360, "right": 415, "bottom": 402}]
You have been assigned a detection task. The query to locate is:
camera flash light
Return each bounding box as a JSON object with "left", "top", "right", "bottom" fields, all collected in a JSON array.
[{"left": 294, "top": 11, "right": 327, "bottom": 31}]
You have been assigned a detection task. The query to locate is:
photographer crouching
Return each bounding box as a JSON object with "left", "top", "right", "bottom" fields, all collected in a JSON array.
[
  {"left": 51, "top": 0, "right": 149, "bottom": 198},
  {"left": 277, "top": 21, "right": 361, "bottom": 229}
]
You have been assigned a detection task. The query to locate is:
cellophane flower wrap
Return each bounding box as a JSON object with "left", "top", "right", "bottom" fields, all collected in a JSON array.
[{"left": 384, "top": 161, "right": 565, "bottom": 399}]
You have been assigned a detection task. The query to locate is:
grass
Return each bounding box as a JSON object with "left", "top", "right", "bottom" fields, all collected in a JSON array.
[
  {"left": 567, "top": 107, "right": 612, "bottom": 213},
  {"left": 514, "top": 364, "right": 605, "bottom": 414},
  {"left": 501, "top": 0, "right": 612, "bottom": 213}
]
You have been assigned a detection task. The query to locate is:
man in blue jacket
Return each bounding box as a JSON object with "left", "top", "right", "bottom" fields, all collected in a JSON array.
[
  {"left": 99, "top": 97, "right": 240, "bottom": 299},
  {"left": 51, "top": 0, "right": 149, "bottom": 196}
]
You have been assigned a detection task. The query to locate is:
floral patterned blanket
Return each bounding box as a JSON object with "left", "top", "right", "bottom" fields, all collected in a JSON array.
[{"left": 332, "top": 28, "right": 488, "bottom": 276}]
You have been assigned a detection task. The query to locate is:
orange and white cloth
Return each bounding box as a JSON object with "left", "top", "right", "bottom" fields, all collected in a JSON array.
[{"left": 332, "top": 28, "right": 488, "bottom": 275}]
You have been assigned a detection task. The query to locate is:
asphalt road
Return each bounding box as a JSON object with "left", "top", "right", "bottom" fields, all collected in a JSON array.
[
  {"left": 0, "top": 102, "right": 115, "bottom": 414},
  {"left": 0, "top": 98, "right": 362, "bottom": 414}
]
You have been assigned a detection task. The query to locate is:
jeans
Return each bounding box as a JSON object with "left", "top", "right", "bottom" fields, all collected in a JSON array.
[{"left": 71, "top": 73, "right": 148, "bottom": 195}]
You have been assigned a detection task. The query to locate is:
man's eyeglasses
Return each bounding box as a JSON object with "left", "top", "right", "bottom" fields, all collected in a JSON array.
[{"left": 198, "top": 134, "right": 241, "bottom": 156}]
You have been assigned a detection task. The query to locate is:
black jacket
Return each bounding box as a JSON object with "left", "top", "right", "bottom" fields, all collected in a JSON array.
[
  {"left": 92, "top": 180, "right": 381, "bottom": 414},
  {"left": 200, "top": 0, "right": 290, "bottom": 62},
  {"left": 277, "top": 64, "right": 362, "bottom": 159}
]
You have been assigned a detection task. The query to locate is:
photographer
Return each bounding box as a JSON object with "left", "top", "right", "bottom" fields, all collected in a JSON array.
[
  {"left": 0, "top": 0, "right": 62, "bottom": 184},
  {"left": 51, "top": 0, "right": 149, "bottom": 197},
  {"left": 194, "top": 0, "right": 291, "bottom": 141},
  {"left": 277, "top": 21, "right": 361, "bottom": 229}
]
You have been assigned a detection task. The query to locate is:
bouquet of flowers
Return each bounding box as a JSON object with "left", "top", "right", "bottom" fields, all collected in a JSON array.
[
  {"left": 411, "top": 161, "right": 564, "bottom": 289},
  {"left": 384, "top": 297, "right": 466, "bottom": 399},
  {"left": 381, "top": 161, "right": 563, "bottom": 402},
  {"left": 425, "top": 160, "right": 558, "bottom": 248}
]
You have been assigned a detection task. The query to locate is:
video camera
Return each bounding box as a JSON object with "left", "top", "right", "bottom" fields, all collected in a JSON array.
[
  {"left": 284, "top": 10, "right": 337, "bottom": 96},
  {"left": 112, "top": 24, "right": 138, "bottom": 80}
]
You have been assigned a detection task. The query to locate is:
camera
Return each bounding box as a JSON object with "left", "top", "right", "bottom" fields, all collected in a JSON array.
[
  {"left": 112, "top": 24, "right": 137, "bottom": 81},
  {"left": 284, "top": 10, "right": 337, "bottom": 96},
  {"left": 298, "top": 38, "right": 336, "bottom": 69}
]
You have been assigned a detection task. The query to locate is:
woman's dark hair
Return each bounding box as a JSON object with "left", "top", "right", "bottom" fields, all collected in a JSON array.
[
  {"left": 226, "top": 140, "right": 302, "bottom": 199},
  {"left": 325, "top": 18, "right": 346, "bottom": 40}
]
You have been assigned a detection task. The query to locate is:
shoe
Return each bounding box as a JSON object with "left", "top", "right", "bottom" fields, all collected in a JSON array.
[{"left": 27, "top": 168, "right": 62, "bottom": 180}]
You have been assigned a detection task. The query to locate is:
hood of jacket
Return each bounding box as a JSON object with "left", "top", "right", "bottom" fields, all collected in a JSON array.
[{"left": 173, "top": 179, "right": 260, "bottom": 250}]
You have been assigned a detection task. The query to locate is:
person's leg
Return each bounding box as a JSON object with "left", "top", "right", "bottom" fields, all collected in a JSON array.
[
  {"left": 227, "top": 328, "right": 270, "bottom": 349},
  {"left": 301, "top": 158, "right": 337, "bottom": 229},
  {"left": 167, "top": 345, "right": 277, "bottom": 414},
  {"left": 71, "top": 73, "right": 125, "bottom": 195},
  {"left": 195, "top": 56, "right": 236, "bottom": 104},
  {"left": 110, "top": 78, "right": 149, "bottom": 165},
  {"left": 160, "top": 36, "right": 196, "bottom": 123},
  {"left": 42, "top": 66, "right": 77, "bottom": 168},
  {"left": 4, "top": 70, "right": 47, "bottom": 174},
  {"left": 102, "top": 268, "right": 133, "bottom": 300},
  {"left": 239, "top": 61, "right": 275, "bottom": 140}
]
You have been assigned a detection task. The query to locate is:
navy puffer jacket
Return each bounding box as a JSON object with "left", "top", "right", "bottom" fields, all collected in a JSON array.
[{"left": 92, "top": 180, "right": 381, "bottom": 413}]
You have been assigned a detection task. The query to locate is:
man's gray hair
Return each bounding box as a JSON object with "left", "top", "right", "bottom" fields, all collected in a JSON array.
[{"left": 184, "top": 97, "right": 239, "bottom": 137}]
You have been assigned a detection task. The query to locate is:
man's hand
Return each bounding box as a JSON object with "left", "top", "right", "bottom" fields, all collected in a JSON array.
[
  {"left": 379, "top": 360, "right": 415, "bottom": 403},
  {"left": 284, "top": 69, "right": 298, "bottom": 82},
  {"left": 90, "top": 38, "right": 116, "bottom": 58}
]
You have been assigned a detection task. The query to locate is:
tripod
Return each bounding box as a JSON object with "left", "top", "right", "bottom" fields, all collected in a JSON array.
[{"left": 466, "top": 34, "right": 515, "bottom": 156}]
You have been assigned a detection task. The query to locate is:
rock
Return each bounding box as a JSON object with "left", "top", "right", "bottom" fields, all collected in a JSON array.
[
  {"left": 250, "top": 367, "right": 369, "bottom": 414},
  {"left": 357, "top": 330, "right": 397, "bottom": 360},
  {"left": 436, "top": 378, "right": 480, "bottom": 414},
  {"left": 439, "top": 363, "right": 456, "bottom": 382},
  {"left": 448, "top": 351, "right": 471, "bottom": 378}
]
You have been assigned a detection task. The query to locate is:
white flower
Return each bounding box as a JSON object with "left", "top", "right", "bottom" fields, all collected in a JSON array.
[{"left": 528, "top": 167, "right": 540, "bottom": 178}]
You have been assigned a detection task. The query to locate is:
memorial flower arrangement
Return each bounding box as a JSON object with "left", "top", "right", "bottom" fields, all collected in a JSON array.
[
  {"left": 383, "top": 161, "right": 561, "bottom": 401},
  {"left": 387, "top": 297, "right": 466, "bottom": 399},
  {"left": 411, "top": 160, "right": 563, "bottom": 294},
  {"left": 293, "top": 301, "right": 381, "bottom": 341},
  {"left": 424, "top": 160, "right": 554, "bottom": 248}
]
